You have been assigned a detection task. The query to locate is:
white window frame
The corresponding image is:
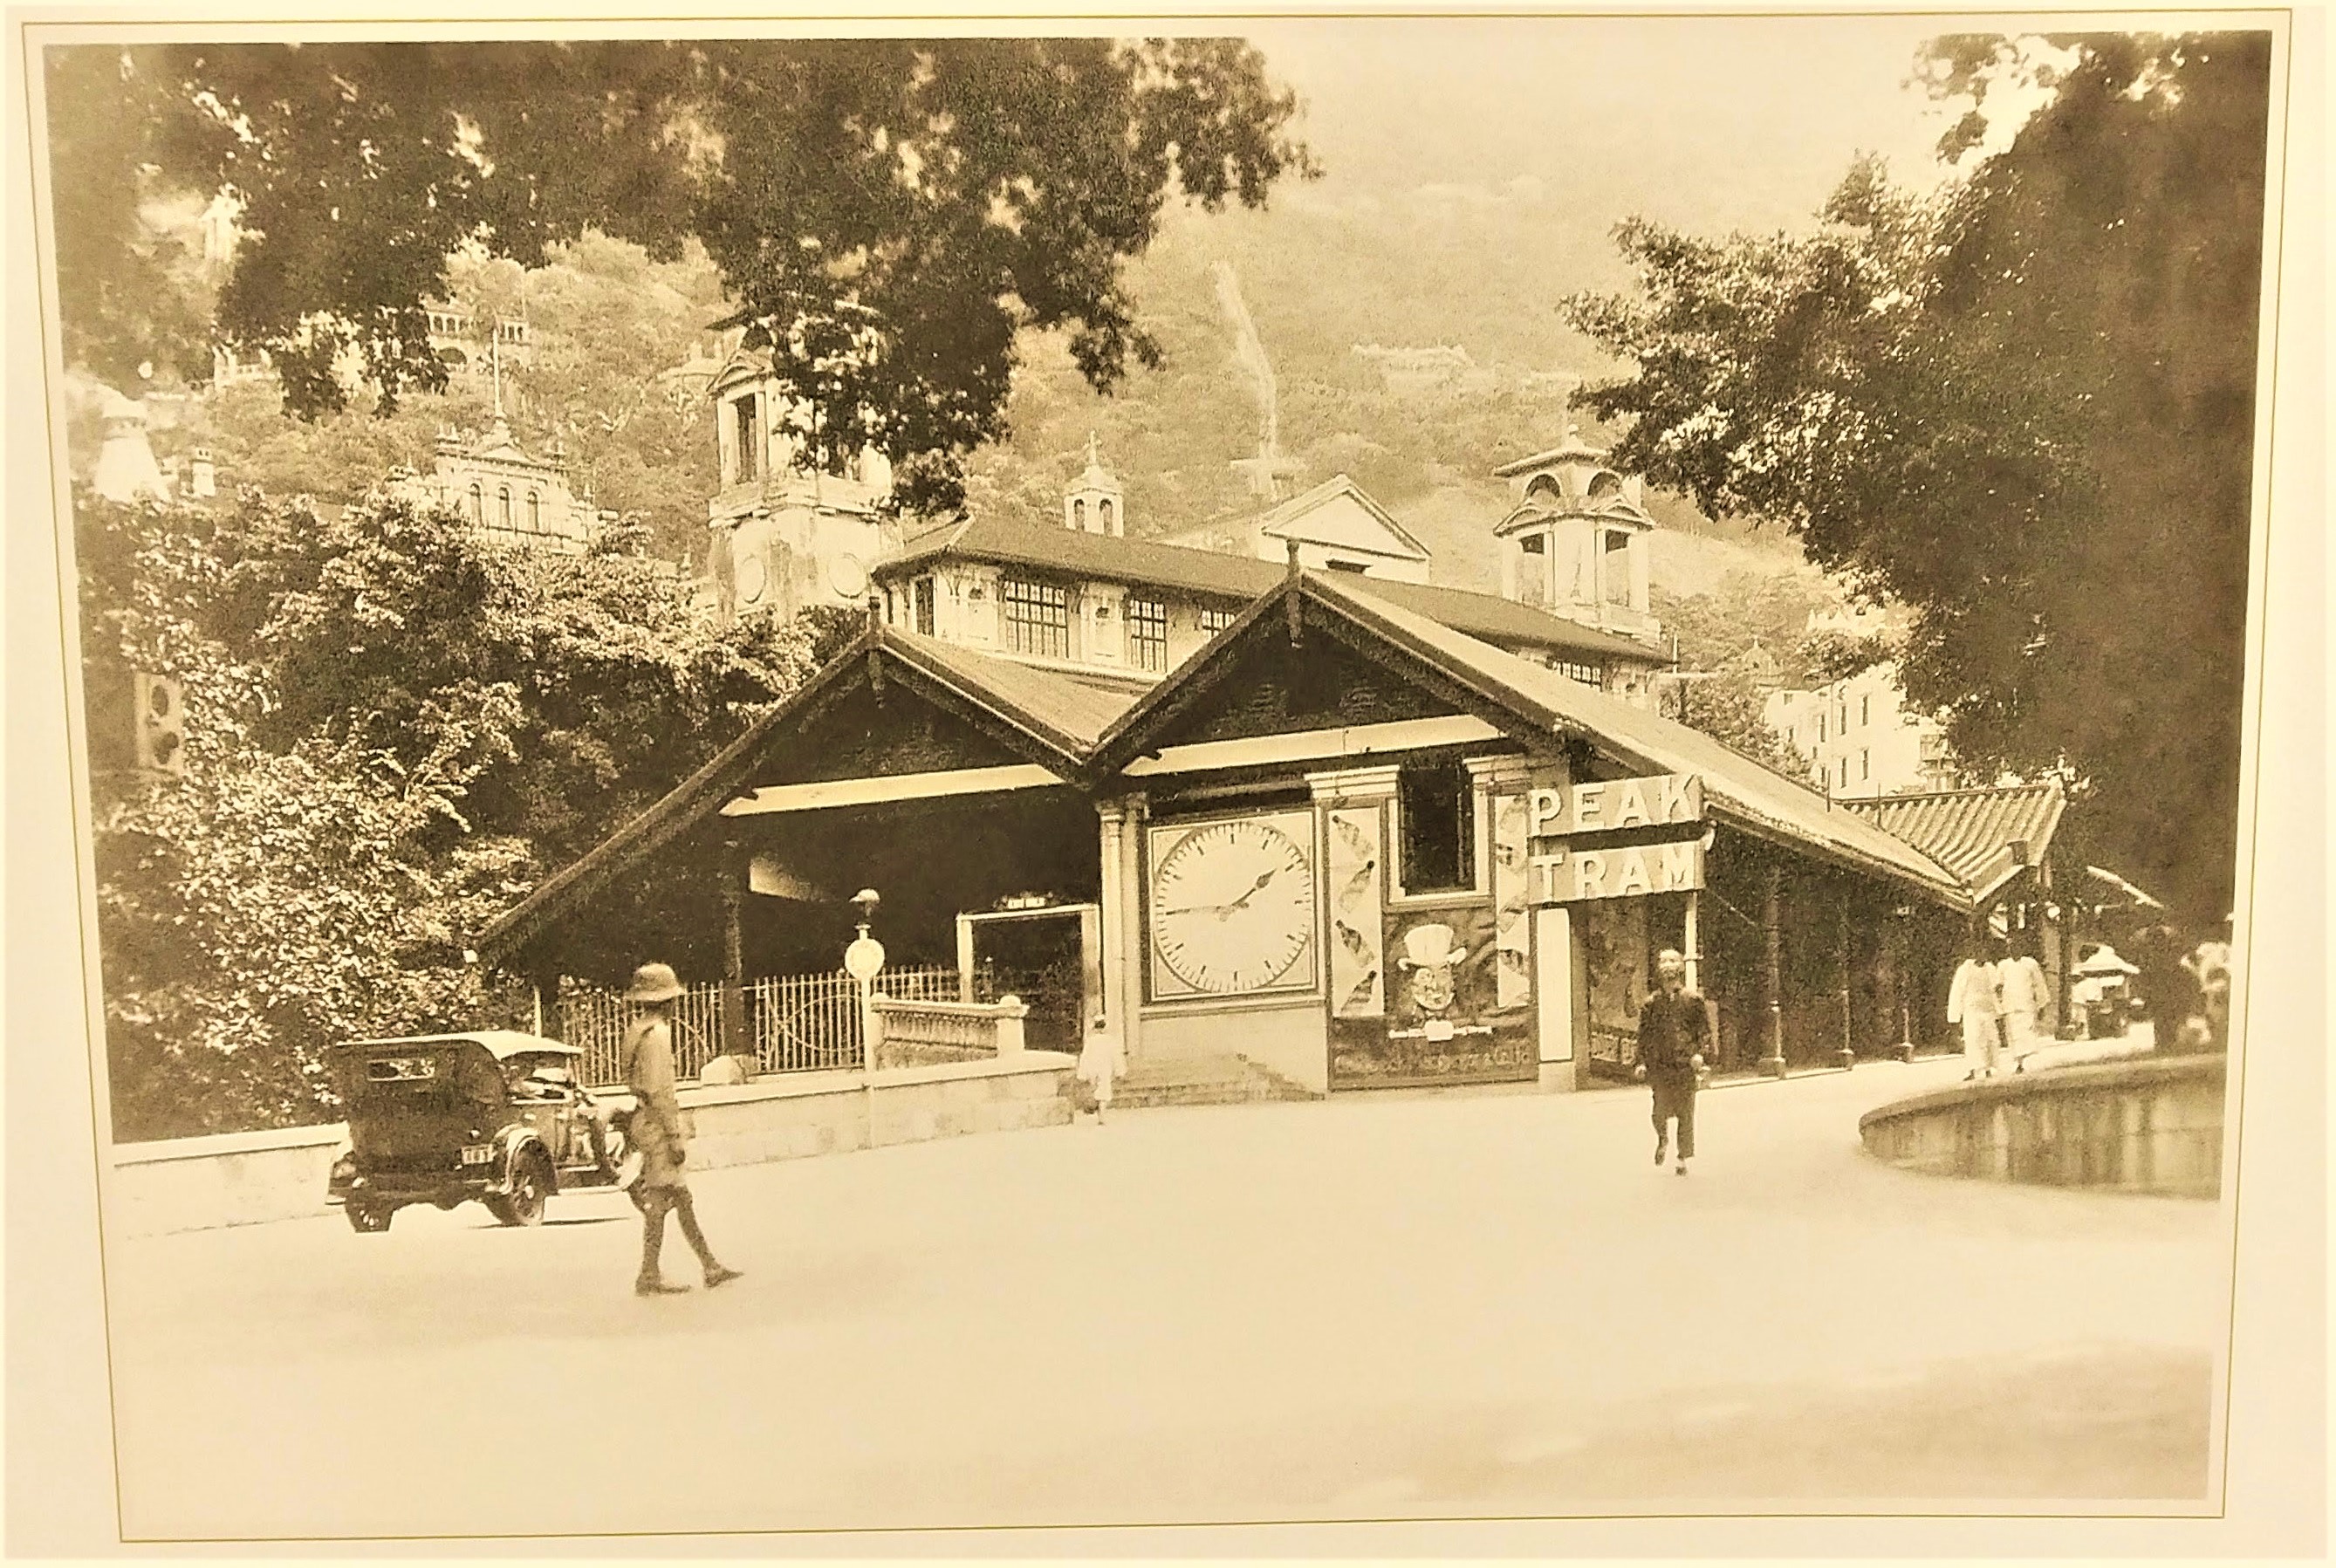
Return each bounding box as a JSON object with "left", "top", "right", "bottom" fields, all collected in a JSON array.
[{"left": 1387, "top": 759, "right": 1488, "bottom": 905}]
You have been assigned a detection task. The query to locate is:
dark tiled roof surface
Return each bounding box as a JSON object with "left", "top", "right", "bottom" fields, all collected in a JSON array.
[
  {"left": 1294, "top": 576, "right": 1970, "bottom": 900},
  {"left": 876, "top": 513, "right": 1658, "bottom": 663},
  {"left": 1840, "top": 784, "right": 2066, "bottom": 901},
  {"left": 889, "top": 631, "right": 1146, "bottom": 750}
]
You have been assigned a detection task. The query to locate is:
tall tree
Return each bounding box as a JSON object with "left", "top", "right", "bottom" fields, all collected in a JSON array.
[
  {"left": 78, "top": 488, "right": 816, "bottom": 1138},
  {"left": 1563, "top": 32, "right": 2271, "bottom": 921},
  {"left": 45, "top": 39, "right": 1314, "bottom": 512}
]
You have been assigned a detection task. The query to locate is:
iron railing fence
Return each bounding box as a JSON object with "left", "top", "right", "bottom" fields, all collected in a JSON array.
[{"left": 560, "top": 963, "right": 962, "bottom": 1087}]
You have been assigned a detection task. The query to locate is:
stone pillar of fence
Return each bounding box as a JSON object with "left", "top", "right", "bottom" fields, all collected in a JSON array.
[{"left": 993, "top": 995, "right": 1028, "bottom": 1058}]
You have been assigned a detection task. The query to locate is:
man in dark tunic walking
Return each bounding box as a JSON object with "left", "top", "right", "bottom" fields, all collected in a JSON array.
[
  {"left": 621, "top": 962, "right": 743, "bottom": 1297},
  {"left": 1634, "top": 948, "right": 1709, "bottom": 1175}
]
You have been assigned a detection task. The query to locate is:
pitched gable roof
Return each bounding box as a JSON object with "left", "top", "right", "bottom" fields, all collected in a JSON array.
[
  {"left": 1090, "top": 571, "right": 1969, "bottom": 905},
  {"left": 476, "top": 630, "right": 1141, "bottom": 966},
  {"left": 1254, "top": 475, "right": 1433, "bottom": 562},
  {"left": 1840, "top": 783, "right": 2066, "bottom": 905}
]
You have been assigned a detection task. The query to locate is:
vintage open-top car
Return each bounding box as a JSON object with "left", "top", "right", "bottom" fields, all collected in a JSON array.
[{"left": 325, "top": 1030, "right": 632, "bottom": 1232}]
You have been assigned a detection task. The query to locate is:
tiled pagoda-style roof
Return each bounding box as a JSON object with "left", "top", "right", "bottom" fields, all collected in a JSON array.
[{"left": 1839, "top": 783, "right": 2068, "bottom": 904}]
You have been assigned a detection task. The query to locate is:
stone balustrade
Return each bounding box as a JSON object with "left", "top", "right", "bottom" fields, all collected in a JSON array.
[{"left": 871, "top": 993, "right": 1028, "bottom": 1069}]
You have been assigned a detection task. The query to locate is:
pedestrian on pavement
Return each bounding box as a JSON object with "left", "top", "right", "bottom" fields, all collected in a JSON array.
[
  {"left": 620, "top": 962, "right": 742, "bottom": 1298},
  {"left": 1077, "top": 1015, "right": 1124, "bottom": 1124},
  {"left": 1948, "top": 937, "right": 2004, "bottom": 1080},
  {"left": 1997, "top": 936, "right": 2053, "bottom": 1071},
  {"left": 2132, "top": 924, "right": 2202, "bottom": 1051},
  {"left": 2182, "top": 930, "right": 2235, "bottom": 1051},
  {"left": 1633, "top": 948, "right": 1708, "bottom": 1175}
]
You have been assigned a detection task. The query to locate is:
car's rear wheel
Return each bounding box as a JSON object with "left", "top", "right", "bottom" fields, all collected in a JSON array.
[
  {"left": 345, "top": 1202, "right": 392, "bottom": 1233},
  {"left": 488, "top": 1149, "right": 551, "bottom": 1227}
]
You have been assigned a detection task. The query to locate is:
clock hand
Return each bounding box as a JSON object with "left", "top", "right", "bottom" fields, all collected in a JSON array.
[{"left": 1216, "top": 869, "right": 1278, "bottom": 919}]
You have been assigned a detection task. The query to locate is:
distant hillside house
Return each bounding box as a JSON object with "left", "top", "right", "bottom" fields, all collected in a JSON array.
[
  {"left": 1155, "top": 474, "right": 1434, "bottom": 585},
  {"left": 426, "top": 305, "right": 534, "bottom": 377},
  {"left": 1351, "top": 343, "right": 1478, "bottom": 397},
  {"left": 386, "top": 415, "right": 598, "bottom": 555},
  {"left": 704, "top": 348, "right": 901, "bottom": 624},
  {"left": 1765, "top": 661, "right": 1956, "bottom": 798},
  {"left": 1491, "top": 425, "right": 1663, "bottom": 648},
  {"left": 867, "top": 445, "right": 1666, "bottom": 705}
]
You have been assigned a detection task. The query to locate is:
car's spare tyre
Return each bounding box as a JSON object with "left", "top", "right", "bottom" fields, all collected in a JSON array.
[{"left": 487, "top": 1147, "right": 552, "bottom": 1227}]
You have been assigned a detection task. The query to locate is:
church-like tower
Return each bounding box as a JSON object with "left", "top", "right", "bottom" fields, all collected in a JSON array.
[
  {"left": 1063, "top": 433, "right": 1125, "bottom": 537},
  {"left": 703, "top": 349, "right": 899, "bottom": 624},
  {"left": 1491, "top": 425, "right": 1661, "bottom": 645}
]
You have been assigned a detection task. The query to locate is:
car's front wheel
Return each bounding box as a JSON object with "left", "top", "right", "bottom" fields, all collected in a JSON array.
[
  {"left": 345, "top": 1202, "right": 392, "bottom": 1234},
  {"left": 487, "top": 1149, "right": 551, "bottom": 1227}
]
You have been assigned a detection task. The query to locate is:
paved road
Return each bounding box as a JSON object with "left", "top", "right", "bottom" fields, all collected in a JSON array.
[{"left": 104, "top": 1057, "right": 2224, "bottom": 1540}]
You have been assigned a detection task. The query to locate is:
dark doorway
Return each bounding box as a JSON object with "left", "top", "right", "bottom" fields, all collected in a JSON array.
[{"left": 966, "top": 907, "right": 1091, "bottom": 1055}]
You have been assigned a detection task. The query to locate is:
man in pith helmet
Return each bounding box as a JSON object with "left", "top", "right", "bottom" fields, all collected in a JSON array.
[{"left": 621, "top": 962, "right": 742, "bottom": 1297}]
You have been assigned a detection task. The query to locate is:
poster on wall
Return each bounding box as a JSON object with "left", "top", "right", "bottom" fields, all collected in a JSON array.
[
  {"left": 1331, "top": 903, "right": 1535, "bottom": 1088},
  {"left": 1489, "top": 791, "right": 1534, "bottom": 1009},
  {"left": 1326, "top": 807, "right": 1385, "bottom": 1018}
]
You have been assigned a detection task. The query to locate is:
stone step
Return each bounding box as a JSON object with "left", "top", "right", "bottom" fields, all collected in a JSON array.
[{"left": 1116, "top": 1053, "right": 1321, "bottom": 1109}]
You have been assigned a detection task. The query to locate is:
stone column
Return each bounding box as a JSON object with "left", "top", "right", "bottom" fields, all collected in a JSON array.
[
  {"left": 1097, "top": 796, "right": 1147, "bottom": 1072},
  {"left": 1682, "top": 890, "right": 1702, "bottom": 996},
  {"left": 1761, "top": 862, "right": 1787, "bottom": 1078},
  {"left": 720, "top": 839, "right": 748, "bottom": 1065},
  {"left": 1836, "top": 900, "right": 1857, "bottom": 1069},
  {"left": 1095, "top": 800, "right": 1127, "bottom": 1044}
]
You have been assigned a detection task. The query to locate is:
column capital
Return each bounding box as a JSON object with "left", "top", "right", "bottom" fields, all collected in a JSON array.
[
  {"left": 1305, "top": 763, "right": 1401, "bottom": 804},
  {"left": 1463, "top": 754, "right": 1537, "bottom": 792}
]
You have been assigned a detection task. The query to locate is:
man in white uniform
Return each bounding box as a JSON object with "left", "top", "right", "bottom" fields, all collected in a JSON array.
[
  {"left": 1997, "top": 937, "right": 2054, "bottom": 1069},
  {"left": 1947, "top": 937, "right": 2004, "bottom": 1080}
]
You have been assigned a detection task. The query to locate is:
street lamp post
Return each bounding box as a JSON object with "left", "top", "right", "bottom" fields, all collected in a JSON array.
[
  {"left": 843, "top": 888, "right": 886, "bottom": 1149},
  {"left": 844, "top": 888, "right": 887, "bottom": 1073}
]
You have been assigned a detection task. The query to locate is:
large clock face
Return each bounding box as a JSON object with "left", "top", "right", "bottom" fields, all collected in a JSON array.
[{"left": 1148, "top": 813, "right": 1319, "bottom": 998}]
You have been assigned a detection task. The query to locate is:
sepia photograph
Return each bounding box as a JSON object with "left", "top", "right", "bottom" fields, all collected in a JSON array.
[{"left": 3, "top": 4, "right": 2322, "bottom": 1552}]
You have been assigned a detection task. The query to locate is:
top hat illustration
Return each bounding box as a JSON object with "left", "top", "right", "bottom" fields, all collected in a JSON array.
[{"left": 1400, "top": 922, "right": 1464, "bottom": 970}]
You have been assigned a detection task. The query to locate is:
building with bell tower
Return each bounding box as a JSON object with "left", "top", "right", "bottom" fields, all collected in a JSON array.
[
  {"left": 1490, "top": 425, "right": 1661, "bottom": 647},
  {"left": 1063, "top": 434, "right": 1126, "bottom": 538},
  {"left": 704, "top": 347, "right": 901, "bottom": 625}
]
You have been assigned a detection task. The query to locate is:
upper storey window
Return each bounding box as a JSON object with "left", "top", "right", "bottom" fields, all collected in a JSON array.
[
  {"left": 1001, "top": 576, "right": 1072, "bottom": 661},
  {"left": 730, "top": 395, "right": 762, "bottom": 484},
  {"left": 1126, "top": 594, "right": 1168, "bottom": 673}
]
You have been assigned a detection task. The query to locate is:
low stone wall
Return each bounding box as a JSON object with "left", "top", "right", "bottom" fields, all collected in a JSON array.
[
  {"left": 678, "top": 1053, "right": 1076, "bottom": 1170},
  {"left": 1858, "top": 1052, "right": 2225, "bottom": 1198},
  {"left": 111, "top": 1122, "right": 355, "bottom": 1241},
  {"left": 107, "top": 1053, "right": 1078, "bottom": 1239}
]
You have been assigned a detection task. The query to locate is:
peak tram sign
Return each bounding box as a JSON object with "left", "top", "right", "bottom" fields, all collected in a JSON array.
[{"left": 1524, "top": 772, "right": 1707, "bottom": 906}]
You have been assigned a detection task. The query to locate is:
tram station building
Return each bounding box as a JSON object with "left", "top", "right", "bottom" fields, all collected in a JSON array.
[{"left": 480, "top": 559, "right": 2044, "bottom": 1099}]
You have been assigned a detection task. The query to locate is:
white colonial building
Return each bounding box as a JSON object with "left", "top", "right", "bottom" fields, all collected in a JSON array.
[
  {"left": 1765, "top": 661, "right": 1957, "bottom": 798},
  {"left": 386, "top": 413, "right": 599, "bottom": 555},
  {"left": 867, "top": 440, "right": 1669, "bottom": 703},
  {"left": 1156, "top": 473, "right": 1434, "bottom": 583}
]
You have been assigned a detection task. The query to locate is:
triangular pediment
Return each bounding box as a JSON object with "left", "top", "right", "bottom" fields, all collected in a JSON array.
[
  {"left": 1257, "top": 476, "right": 1432, "bottom": 562},
  {"left": 1086, "top": 579, "right": 1547, "bottom": 780}
]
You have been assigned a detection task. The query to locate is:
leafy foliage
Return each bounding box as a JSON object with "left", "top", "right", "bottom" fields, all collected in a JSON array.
[
  {"left": 78, "top": 490, "right": 814, "bottom": 1139},
  {"left": 48, "top": 40, "right": 1314, "bottom": 513},
  {"left": 1669, "top": 671, "right": 1804, "bottom": 778},
  {"left": 1564, "top": 32, "right": 2271, "bottom": 920}
]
